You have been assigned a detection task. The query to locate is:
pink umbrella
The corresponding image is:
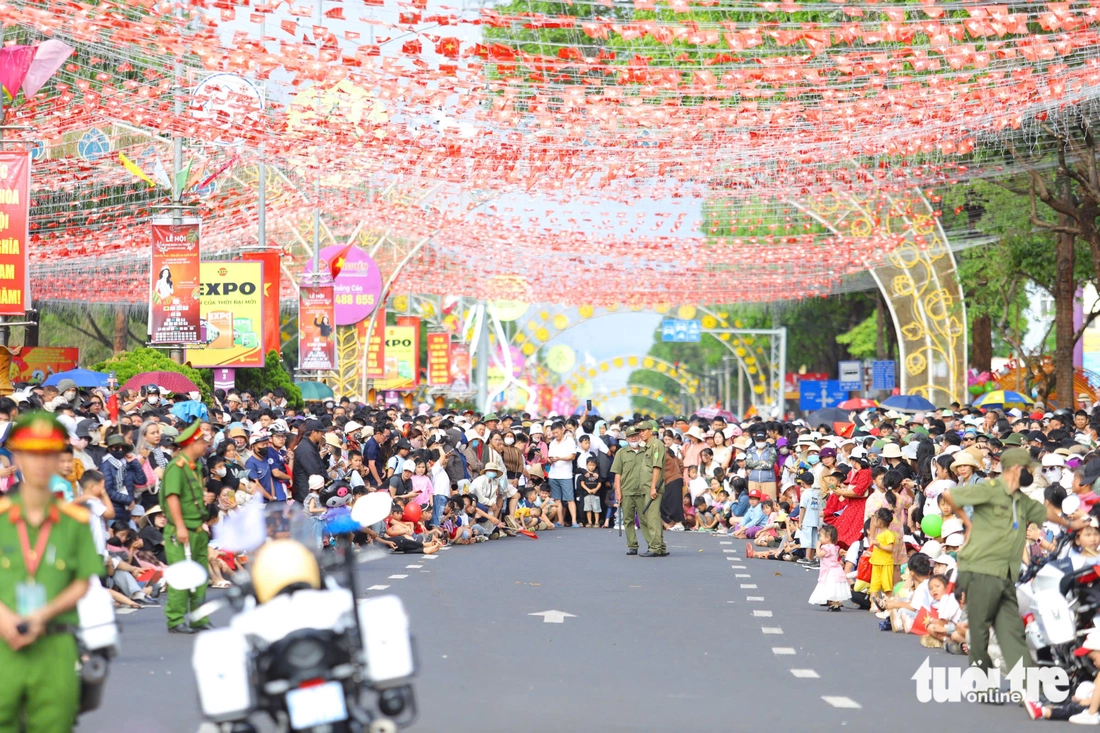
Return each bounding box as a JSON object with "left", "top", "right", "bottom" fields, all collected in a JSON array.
[{"left": 121, "top": 371, "right": 201, "bottom": 395}]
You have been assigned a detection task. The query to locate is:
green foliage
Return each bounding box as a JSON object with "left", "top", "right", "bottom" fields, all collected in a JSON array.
[
  {"left": 835, "top": 314, "right": 878, "bottom": 361},
  {"left": 234, "top": 351, "right": 304, "bottom": 409},
  {"left": 90, "top": 347, "right": 213, "bottom": 402}
]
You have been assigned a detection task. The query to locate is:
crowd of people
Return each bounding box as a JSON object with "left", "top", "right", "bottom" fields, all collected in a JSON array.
[{"left": 17, "top": 374, "right": 1100, "bottom": 722}]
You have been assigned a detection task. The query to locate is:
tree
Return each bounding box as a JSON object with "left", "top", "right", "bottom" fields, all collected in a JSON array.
[{"left": 234, "top": 350, "right": 304, "bottom": 408}]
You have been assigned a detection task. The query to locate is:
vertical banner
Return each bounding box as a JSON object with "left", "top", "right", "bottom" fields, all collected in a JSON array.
[
  {"left": 396, "top": 315, "right": 421, "bottom": 388},
  {"left": 243, "top": 251, "right": 282, "bottom": 356},
  {"left": 361, "top": 305, "right": 386, "bottom": 379},
  {"left": 449, "top": 342, "right": 471, "bottom": 392},
  {"left": 186, "top": 261, "right": 265, "bottom": 368},
  {"left": 374, "top": 325, "right": 418, "bottom": 391},
  {"left": 149, "top": 217, "right": 201, "bottom": 343},
  {"left": 0, "top": 152, "right": 29, "bottom": 315},
  {"left": 426, "top": 332, "right": 451, "bottom": 386},
  {"left": 298, "top": 284, "right": 336, "bottom": 371}
]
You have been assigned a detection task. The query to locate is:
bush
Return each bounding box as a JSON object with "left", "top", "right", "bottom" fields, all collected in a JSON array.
[
  {"left": 91, "top": 347, "right": 213, "bottom": 403},
  {"left": 234, "top": 350, "right": 304, "bottom": 409}
]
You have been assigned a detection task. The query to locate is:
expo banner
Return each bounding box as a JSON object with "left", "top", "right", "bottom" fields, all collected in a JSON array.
[
  {"left": 149, "top": 217, "right": 202, "bottom": 344},
  {"left": 11, "top": 347, "right": 79, "bottom": 383},
  {"left": 374, "top": 325, "right": 418, "bottom": 391},
  {"left": 186, "top": 261, "right": 265, "bottom": 369},
  {"left": 298, "top": 285, "right": 337, "bottom": 371},
  {"left": 426, "top": 332, "right": 451, "bottom": 386},
  {"left": 0, "top": 151, "right": 29, "bottom": 316},
  {"left": 243, "top": 251, "right": 282, "bottom": 356}
]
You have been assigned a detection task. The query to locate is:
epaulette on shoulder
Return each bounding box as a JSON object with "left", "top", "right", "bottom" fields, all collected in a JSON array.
[
  {"left": 175, "top": 457, "right": 187, "bottom": 468},
  {"left": 59, "top": 502, "right": 91, "bottom": 524}
]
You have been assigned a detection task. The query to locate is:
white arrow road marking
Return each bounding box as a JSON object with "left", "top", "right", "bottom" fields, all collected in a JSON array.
[{"left": 528, "top": 610, "right": 577, "bottom": 624}]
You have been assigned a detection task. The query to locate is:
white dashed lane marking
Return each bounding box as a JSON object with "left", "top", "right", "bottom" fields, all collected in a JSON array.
[
  {"left": 761, "top": 627, "right": 784, "bottom": 634},
  {"left": 388, "top": 574, "right": 408, "bottom": 579},
  {"left": 746, "top": 596, "right": 765, "bottom": 601},
  {"left": 791, "top": 669, "right": 820, "bottom": 679},
  {"left": 406, "top": 564, "right": 423, "bottom": 569},
  {"left": 719, "top": 541, "right": 732, "bottom": 545},
  {"left": 740, "top": 584, "right": 757, "bottom": 589},
  {"left": 772, "top": 647, "right": 796, "bottom": 655},
  {"left": 367, "top": 584, "right": 390, "bottom": 591},
  {"left": 822, "top": 697, "right": 861, "bottom": 709},
  {"left": 752, "top": 610, "right": 773, "bottom": 617}
]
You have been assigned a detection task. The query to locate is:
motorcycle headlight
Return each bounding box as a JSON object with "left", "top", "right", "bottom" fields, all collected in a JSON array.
[{"left": 284, "top": 637, "right": 326, "bottom": 670}]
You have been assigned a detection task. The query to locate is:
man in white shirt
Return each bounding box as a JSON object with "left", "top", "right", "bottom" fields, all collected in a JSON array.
[
  {"left": 430, "top": 447, "right": 452, "bottom": 527},
  {"left": 547, "top": 421, "right": 579, "bottom": 527}
]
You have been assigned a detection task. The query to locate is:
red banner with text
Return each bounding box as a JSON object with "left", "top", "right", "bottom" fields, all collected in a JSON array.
[
  {"left": 426, "top": 332, "right": 451, "bottom": 386},
  {"left": 149, "top": 217, "right": 201, "bottom": 344},
  {"left": 298, "top": 285, "right": 336, "bottom": 371},
  {"left": 360, "top": 306, "right": 386, "bottom": 378},
  {"left": 0, "top": 152, "right": 30, "bottom": 315}
]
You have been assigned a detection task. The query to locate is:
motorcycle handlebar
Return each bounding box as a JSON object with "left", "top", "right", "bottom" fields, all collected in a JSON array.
[{"left": 1020, "top": 529, "right": 1078, "bottom": 584}]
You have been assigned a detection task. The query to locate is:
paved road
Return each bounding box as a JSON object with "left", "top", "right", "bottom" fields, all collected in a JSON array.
[{"left": 80, "top": 529, "right": 1039, "bottom": 733}]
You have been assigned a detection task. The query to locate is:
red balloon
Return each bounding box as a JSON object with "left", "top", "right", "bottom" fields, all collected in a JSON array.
[{"left": 402, "top": 502, "right": 423, "bottom": 523}]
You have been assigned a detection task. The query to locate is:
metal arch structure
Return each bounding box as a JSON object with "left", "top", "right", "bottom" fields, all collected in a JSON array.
[
  {"left": 510, "top": 304, "right": 775, "bottom": 411},
  {"left": 590, "top": 386, "right": 685, "bottom": 415},
  {"left": 788, "top": 188, "right": 967, "bottom": 404},
  {"left": 562, "top": 354, "right": 702, "bottom": 411}
]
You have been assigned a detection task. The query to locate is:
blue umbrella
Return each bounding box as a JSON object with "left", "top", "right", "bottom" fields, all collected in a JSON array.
[
  {"left": 881, "top": 394, "right": 937, "bottom": 413},
  {"left": 42, "top": 368, "right": 110, "bottom": 388}
]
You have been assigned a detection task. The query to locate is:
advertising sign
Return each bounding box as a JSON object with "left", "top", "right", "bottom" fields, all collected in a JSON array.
[
  {"left": 298, "top": 284, "right": 336, "bottom": 371},
  {"left": 449, "top": 343, "right": 471, "bottom": 392},
  {"left": 838, "top": 360, "right": 862, "bottom": 391},
  {"left": 0, "top": 151, "right": 29, "bottom": 315},
  {"left": 186, "top": 261, "right": 265, "bottom": 368},
  {"left": 243, "top": 251, "right": 282, "bottom": 356},
  {"left": 373, "top": 325, "right": 418, "bottom": 391},
  {"left": 149, "top": 217, "right": 201, "bottom": 344},
  {"left": 11, "top": 347, "right": 79, "bottom": 383},
  {"left": 426, "top": 332, "right": 451, "bottom": 386},
  {"left": 360, "top": 306, "right": 386, "bottom": 379},
  {"left": 304, "top": 244, "right": 382, "bottom": 325}
]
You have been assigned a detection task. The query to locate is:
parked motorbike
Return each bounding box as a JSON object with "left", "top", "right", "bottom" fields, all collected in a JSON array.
[{"left": 171, "top": 502, "right": 417, "bottom": 733}]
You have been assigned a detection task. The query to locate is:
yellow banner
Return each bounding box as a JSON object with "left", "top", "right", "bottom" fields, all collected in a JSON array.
[
  {"left": 373, "top": 326, "right": 418, "bottom": 391},
  {"left": 186, "top": 261, "right": 265, "bottom": 368}
]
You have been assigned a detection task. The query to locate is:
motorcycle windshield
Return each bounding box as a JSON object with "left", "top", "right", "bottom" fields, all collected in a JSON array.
[{"left": 212, "top": 500, "right": 317, "bottom": 555}]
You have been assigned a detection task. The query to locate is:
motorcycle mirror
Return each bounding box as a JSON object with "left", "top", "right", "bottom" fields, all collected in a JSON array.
[
  {"left": 188, "top": 598, "right": 226, "bottom": 624},
  {"left": 1063, "top": 495, "right": 1082, "bottom": 516},
  {"left": 351, "top": 492, "right": 393, "bottom": 528},
  {"left": 164, "top": 544, "right": 209, "bottom": 591}
]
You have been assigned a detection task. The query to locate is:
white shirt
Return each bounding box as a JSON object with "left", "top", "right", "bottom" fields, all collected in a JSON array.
[
  {"left": 688, "top": 476, "right": 709, "bottom": 502},
  {"left": 469, "top": 475, "right": 498, "bottom": 506},
  {"left": 431, "top": 460, "right": 451, "bottom": 497},
  {"left": 933, "top": 593, "right": 961, "bottom": 623},
  {"left": 547, "top": 436, "right": 577, "bottom": 480},
  {"left": 85, "top": 497, "right": 109, "bottom": 555}
]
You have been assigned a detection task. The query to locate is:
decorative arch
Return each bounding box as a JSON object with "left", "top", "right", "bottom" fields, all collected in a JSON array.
[{"left": 590, "top": 385, "right": 685, "bottom": 415}]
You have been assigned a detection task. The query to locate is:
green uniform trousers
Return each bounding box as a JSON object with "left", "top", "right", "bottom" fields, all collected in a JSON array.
[
  {"left": 621, "top": 491, "right": 665, "bottom": 553},
  {"left": 956, "top": 570, "right": 1031, "bottom": 674},
  {"left": 164, "top": 524, "right": 209, "bottom": 630},
  {"left": 0, "top": 632, "right": 79, "bottom": 732}
]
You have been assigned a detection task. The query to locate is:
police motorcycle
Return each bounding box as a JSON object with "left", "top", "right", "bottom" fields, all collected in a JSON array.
[
  {"left": 1017, "top": 496, "right": 1100, "bottom": 687},
  {"left": 74, "top": 576, "right": 120, "bottom": 716},
  {"left": 167, "top": 494, "right": 417, "bottom": 733}
]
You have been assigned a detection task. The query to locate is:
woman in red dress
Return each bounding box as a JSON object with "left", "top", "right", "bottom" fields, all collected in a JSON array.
[{"left": 823, "top": 454, "right": 872, "bottom": 548}]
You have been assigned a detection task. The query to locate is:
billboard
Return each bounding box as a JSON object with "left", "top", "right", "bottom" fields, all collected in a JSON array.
[
  {"left": 298, "top": 284, "right": 337, "bottom": 371},
  {"left": 185, "top": 261, "right": 265, "bottom": 368},
  {"left": 0, "top": 151, "right": 29, "bottom": 315},
  {"left": 243, "top": 251, "right": 282, "bottom": 356},
  {"left": 426, "top": 332, "right": 451, "bottom": 386},
  {"left": 11, "top": 347, "right": 79, "bottom": 383},
  {"left": 149, "top": 217, "right": 201, "bottom": 344},
  {"left": 373, "top": 325, "right": 418, "bottom": 391}
]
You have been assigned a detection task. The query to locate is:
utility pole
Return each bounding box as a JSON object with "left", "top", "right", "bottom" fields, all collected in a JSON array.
[
  {"left": 168, "top": 25, "right": 185, "bottom": 365},
  {"left": 475, "top": 304, "right": 489, "bottom": 412}
]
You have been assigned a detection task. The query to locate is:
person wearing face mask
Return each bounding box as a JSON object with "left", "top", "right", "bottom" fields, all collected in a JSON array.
[
  {"left": 55, "top": 378, "right": 79, "bottom": 406},
  {"left": 143, "top": 385, "right": 161, "bottom": 406},
  {"left": 942, "top": 448, "right": 1090, "bottom": 685},
  {"left": 744, "top": 429, "right": 777, "bottom": 500},
  {"left": 1037, "top": 452, "right": 1066, "bottom": 497},
  {"left": 100, "top": 433, "right": 145, "bottom": 524}
]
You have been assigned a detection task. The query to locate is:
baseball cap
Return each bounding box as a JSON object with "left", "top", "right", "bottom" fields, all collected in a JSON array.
[
  {"left": 748, "top": 489, "right": 762, "bottom": 499},
  {"left": 401, "top": 459, "right": 417, "bottom": 473},
  {"left": 302, "top": 419, "right": 325, "bottom": 434}
]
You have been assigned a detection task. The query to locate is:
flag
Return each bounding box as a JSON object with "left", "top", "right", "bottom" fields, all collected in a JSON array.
[
  {"left": 833, "top": 421, "right": 855, "bottom": 438},
  {"left": 107, "top": 394, "right": 119, "bottom": 423},
  {"left": 329, "top": 240, "right": 354, "bottom": 281},
  {"left": 174, "top": 158, "right": 192, "bottom": 199},
  {"left": 22, "top": 40, "right": 72, "bottom": 99},
  {"left": 119, "top": 152, "right": 156, "bottom": 187},
  {"left": 151, "top": 155, "right": 172, "bottom": 189}
]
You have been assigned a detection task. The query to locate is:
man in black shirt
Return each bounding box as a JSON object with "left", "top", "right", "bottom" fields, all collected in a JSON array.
[{"left": 292, "top": 420, "right": 326, "bottom": 503}]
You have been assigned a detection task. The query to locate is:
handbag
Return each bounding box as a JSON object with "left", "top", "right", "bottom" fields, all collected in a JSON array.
[{"left": 856, "top": 551, "right": 873, "bottom": 583}]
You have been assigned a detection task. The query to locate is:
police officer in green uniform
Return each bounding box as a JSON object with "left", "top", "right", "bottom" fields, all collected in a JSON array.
[
  {"left": 0, "top": 411, "right": 104, "bottom": 731},
  {"left": 637, "top": 421, "right": 668, "bottom": 557},
  {"left": 942, "top": 447, "right": 1085, "bottom": 677},
  {"left": 163, "top": 419, "right": 211, "bottom": 634},
  {"left": 611, "top": 426, "right": 646, "bottom": 556}
]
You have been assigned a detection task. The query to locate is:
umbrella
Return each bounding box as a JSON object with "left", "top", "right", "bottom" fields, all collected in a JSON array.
[
  {"left": 881, "top": 394, "right": 937, "bottom": 413},
  {"left": 973, "top": 390, "right": 1033, "bottom": 410},
  {"left": 170, "top": 400, "right": 209, "bottom": 423},
  {"left": 42, "top": 368, "right": 109, "bottom": 388},
  {"left": 838, "top": 398, "right": 878, "bottom": 410},
  {"left": 121, "top": 371, "right": 201, "bottom": 394},
  {"left": 294, "top": 380, "right": 335, "bottom": 400},
  {"left": 808, "top": 407, "right": 851, "bottom": 426}
]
